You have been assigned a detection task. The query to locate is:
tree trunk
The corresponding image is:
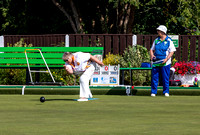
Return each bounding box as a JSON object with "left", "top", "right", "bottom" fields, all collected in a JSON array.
[
  {"left": 126, "top": 5, "right": 135, "bottom": 34},
  {"left": 68, "top": 0, "right": 83, "bottom": 33},
  {"left": 116, "top": 3, "right": 135, "bottom": 34},
  {"left": 52, "top": 0, "right": 83, "bottom": 33}
]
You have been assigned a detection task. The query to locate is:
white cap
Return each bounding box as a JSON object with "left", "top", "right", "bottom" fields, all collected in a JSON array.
[{"left": 157, "top": 25, "right": 167, "bottom": 34}]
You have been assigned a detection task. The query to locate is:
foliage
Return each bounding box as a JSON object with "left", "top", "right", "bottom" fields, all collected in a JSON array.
[
  {"left": 171, "top": 58, "right": 177, "bottom": 67},
  {"left": 7, "top": 38, "right": 32, "bottom": 47},
  {"left": 103, "top": 53, "right": 121, "bottom": 65},
  {"left": 51, "top": 42, "right": 65, "bottom": 47},
  {"left": 175, "top": 0, "right": 200, "bottom": 35},
  {"left": 0, "top": 69, "right": 26, "bottom": 85},
  {"left": 102, "top": 46, "right": 151, "bottom": 85},
  {"left": 120, "top": 45, "right": 150, "bottom": 67},
  {"left": 94, "top": 38, "right": 102, "bottom": 47},
  {"left": 120, "top": 45, "right": 151, "bottom": 85},
  {"left": 40, "top": 69, "right": 79, "bottom": 86},
  {"left": 88, "top": 38, "right": 103, "bottom": 47},
  {"left": 173, "top": 61, "right": 200, "bottom": 76},
  {"left": 1, "top": 0, "right": 199, "bottom": 35},
  {"left": 0, "top": 0, "right": 73, "bottom": 34}
]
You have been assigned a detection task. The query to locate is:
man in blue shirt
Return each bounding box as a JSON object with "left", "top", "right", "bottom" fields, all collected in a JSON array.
[{"left": 150, "top": 25, "right": 176, "bottom": 97}]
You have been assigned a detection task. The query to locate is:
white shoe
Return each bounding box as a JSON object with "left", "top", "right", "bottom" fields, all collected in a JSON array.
[
  {"left": 77, "top": 99, "right": 88, "bottom": 101},
  {"left": 165, "top": 93, "right": 169, "bottom": 97},
  {"left": 151, "top": 94, "right": 156, "bottom": 97}
]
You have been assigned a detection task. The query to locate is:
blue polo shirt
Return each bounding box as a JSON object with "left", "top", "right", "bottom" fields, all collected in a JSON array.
[{"left": 151, "top": 36, "right": 176, "bottom": 66}]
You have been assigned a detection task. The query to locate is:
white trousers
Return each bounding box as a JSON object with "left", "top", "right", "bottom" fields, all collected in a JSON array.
[{"left": 79, "top": 64, "right": 95, "bottom": 98}]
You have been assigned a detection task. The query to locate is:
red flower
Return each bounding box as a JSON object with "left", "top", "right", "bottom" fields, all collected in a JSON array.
[{"left": 173, "top": 61, "right": 200, "bottom": 76}]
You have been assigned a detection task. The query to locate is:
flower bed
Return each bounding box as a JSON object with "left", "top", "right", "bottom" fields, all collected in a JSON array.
[
  {"left": 173, "top": 61, "right": 200, "bottom": 76},
  {"left": 173, "top": 61, "right": 200, "bottom": 85}
]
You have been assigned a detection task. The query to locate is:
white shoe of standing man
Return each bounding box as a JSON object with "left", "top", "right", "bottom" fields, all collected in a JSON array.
[
  {"left": 151, "top": 94, "right": 156, "bottom": 97},
  {"left": 165, "top": 93, "right": 169, "bottom": 97}
]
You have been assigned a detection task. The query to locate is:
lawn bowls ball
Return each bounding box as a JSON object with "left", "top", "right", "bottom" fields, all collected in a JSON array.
[{"left": 40, "top": 96, "right": 45, "bottom": 103}]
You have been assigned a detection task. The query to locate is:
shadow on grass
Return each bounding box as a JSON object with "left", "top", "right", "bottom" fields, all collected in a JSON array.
[
  {"left": 33, "top": 98, "right": 76, "bottom": 102},
  {"left": 45, "top": 99, "right": 75, "bottom": 101}
]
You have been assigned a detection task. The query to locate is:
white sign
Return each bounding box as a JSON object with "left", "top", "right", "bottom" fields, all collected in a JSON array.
[
  {"left": 169, "top": 35, "right": 179, "bottom": 48},
  {"left": 90, "top": 64, "right": 120, "bottom": 86}
]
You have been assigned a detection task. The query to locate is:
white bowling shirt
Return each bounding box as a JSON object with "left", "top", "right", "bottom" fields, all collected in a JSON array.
[{"left": 65, "top": 52, "right": 91, "bottom": 75}]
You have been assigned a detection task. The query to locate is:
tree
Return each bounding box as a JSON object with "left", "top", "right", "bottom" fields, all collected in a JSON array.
[
  {"left": 175, "top": 0, "right": 200, "bottom": 35},
  {"left": 52, "top": 0, "right": 83, "bottom": 33},
  {"left": 0, "top": 0, "right": 28, "bottom": 34},
  {"left": 133, "top": 0, "right": 200, "bottom": 35},
  {"left": 0, "top": 0, "right": 199, "bottom": 35},
  {"left": 0, "top": 0, "right": 74, "bottom": 34},
  {"left": 51, "top": 0, "right": 139, "bottom": 34}
]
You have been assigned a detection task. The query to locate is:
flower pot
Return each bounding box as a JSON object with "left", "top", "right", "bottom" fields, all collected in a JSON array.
[{"left": 174, "top": 74, "right": 200, "bottom": 85}]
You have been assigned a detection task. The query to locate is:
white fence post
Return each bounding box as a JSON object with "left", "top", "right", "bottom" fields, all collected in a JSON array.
[
  {"left": 0, "top": 36, "right": 4, "bottom": 47},
  {"left": 65, "top": 34, "right": 69, "bottom": 47},
  {"left": 132, "top": 35, "right": 137, "bottom": 46}
]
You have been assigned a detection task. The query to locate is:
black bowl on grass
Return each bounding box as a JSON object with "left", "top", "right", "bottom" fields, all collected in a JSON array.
[{"left": 40, "top": 96, "right": 45, "bottom": 103}]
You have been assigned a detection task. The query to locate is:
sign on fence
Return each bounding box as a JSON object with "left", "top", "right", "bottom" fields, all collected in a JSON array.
[
  {"left": 90, "top": 64, "right": 120, "bottom": 86},
  {"left": 169, "top": 35, "right": 179, "bottom": 48}
]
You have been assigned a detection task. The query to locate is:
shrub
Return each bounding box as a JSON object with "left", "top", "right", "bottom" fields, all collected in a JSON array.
[
  {"left": 40, "top": 69, "right": 78, "bottom": 86},
  {"left": 7, "top": 38, "right": 32, "bottom": 47},
  {"left": 120, "top": 45, "right": 151, "bottom": 86},
  {"left": 103, "top": 52, "right": 122, "bottom": 65},
  {"left": 0, "top": 69, "right": 26, "bottom": 85},
  {"left": 120, "top": 45, "right": 150, "bottom": 67}
]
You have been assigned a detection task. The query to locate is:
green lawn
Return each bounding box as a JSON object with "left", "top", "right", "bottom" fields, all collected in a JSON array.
[{"left": 0, "top": 95, "right": 200, "bottom": 135}]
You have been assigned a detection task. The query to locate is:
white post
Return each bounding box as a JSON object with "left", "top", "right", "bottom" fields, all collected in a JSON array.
[
  {"left": 132, "top": 35, "right": 137, "bottom": 46},
  {"left": 65, "top": 35, "right": 69, "bottom": 47},
  {"left": 118, "top": 64, "right": 120, "bottom": 86},
  {"left": 0, "top": 36, "right": 4, "bottom": 47},
  {"left": 22, "top": 86, "right": 26, "bottom": 95}
]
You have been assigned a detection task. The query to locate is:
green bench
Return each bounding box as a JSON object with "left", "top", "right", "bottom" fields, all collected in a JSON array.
[{"left": 0, "top": 47, "right": 104, "bottom": 85}]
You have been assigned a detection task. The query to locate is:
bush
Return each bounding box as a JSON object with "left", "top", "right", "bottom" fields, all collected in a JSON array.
[
  {"left": 102, "top": 45, "right": 151, "bottom": 86},
  {"left": 0, "top": 69, "right": 26, "bottom": 85},
  {"left": 40, "top": 69, "right": 78, "bottom": 86},
  {"left": 103, "top": 52, "right": 122, "bottom": 65},
  {"left": 120, "top": 45, "right": 151, "bottom": 86},
  {"left": 7, "top": 38, "right": 32, "bottom": 47}
]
